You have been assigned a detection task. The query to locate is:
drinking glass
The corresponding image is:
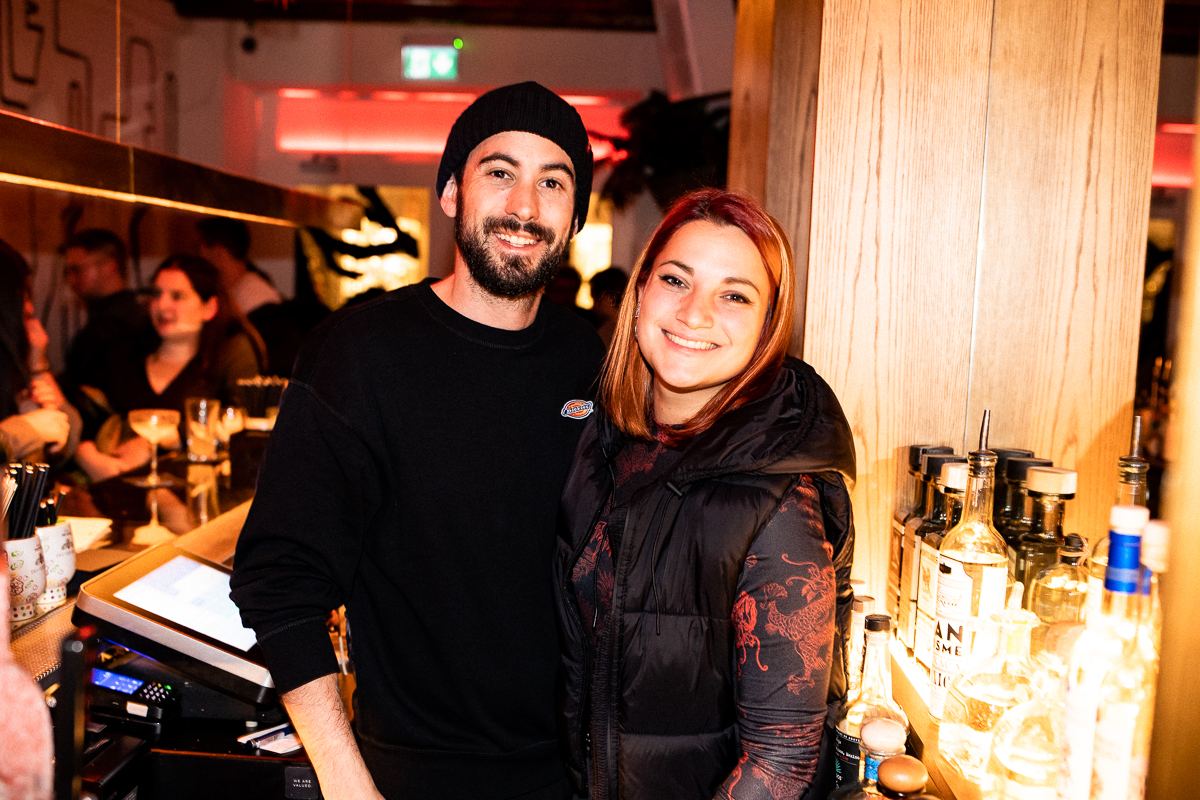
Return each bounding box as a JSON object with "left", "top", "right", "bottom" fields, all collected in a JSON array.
[{"left": 126, "top": 408, "right": 181, "bottom": 488}]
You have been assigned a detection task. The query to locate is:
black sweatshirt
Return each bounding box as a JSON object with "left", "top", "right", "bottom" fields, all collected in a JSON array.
[{"left": 231, "top": 281, "right": 605, "bottom": 798}]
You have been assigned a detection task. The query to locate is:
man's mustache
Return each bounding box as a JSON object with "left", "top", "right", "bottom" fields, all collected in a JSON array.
[{"left": 483, "top": 217, "right": 556, "bottom": 246}]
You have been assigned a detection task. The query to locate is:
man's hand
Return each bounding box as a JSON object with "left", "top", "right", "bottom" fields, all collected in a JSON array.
[
  {"left": 29, "top": 373, "right": 67, "bottom": 411},
  {"left": 281, "top": 674, "right": 384, "bottom": 800}
]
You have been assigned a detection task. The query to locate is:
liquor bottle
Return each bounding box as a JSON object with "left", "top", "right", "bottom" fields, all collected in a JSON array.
[
  {"left": 849, "top": 594, "right": 875, "bottom": 694},
  {"left": 889, "top": 445, "right": 952, "bottom": 623},
  {"left": 1057, "top": 504, "right": 1149, "bottom": 800},
  {"left": 939, "top": 596, "right": 1038, "bottom": 783},
  {"left": 829, "top": 755, "right": 932, "bottom": 800},
  {"left": 1089, "top": 577, "right": 1158, "bottom": 800},
  {"left": 929, "top": 410, "right": 1009, "bottom": 719},
  {"left": 859, "top": 716, "right": 908, "bottom": 783},
  {"left": 1138, "top": 520, "right": 1168, "bottom": 653},
  {"left": 914, "top": 461, "right": 968, "bottom": 668},
  {"left": 1013, "top": 466, "right": 1076, "bottom": 604},
  {"left": 981, "top": 655, "right": 1069, "bottom": 800},
  {"left": 992, "top": 447, "right": 1035, "bottom": 525},
  {"left": 1027, "top": 532, "right": 1088, "bottom": 654},
  {"left": 1086, "top": 418, "right": 1149, "bottom": 620},
  {"left": 833, "top": 615, "right": 909, "bottom": 788},
  {"left": 999, "top": 457, "right": 1053, "bottom": 574},
  {"left": 898, "top": 452, "right": 966, "bottom": 652}
]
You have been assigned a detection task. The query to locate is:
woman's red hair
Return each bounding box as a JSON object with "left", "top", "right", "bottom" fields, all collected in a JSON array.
[{"left": 600, "top": 188, "right": 795, "bottom": 442}]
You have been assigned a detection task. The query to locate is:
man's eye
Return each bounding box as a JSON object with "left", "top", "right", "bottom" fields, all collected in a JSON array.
[{"left": 544, "top": 178, "right": 560, "bottom": 189}]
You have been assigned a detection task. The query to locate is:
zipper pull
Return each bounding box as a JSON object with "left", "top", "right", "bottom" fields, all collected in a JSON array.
[{"left": 592, "top": 606, "right": 598, "bottom": 627}]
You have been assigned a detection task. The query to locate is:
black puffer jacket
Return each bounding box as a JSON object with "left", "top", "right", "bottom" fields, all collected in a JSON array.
[{"left": 554, "top": 357, "right": 856, "bottom": 800}]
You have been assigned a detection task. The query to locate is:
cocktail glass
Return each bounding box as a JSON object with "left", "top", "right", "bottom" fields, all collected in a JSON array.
[{"left": 125, "top": 408, "right": 181, "bottom": 489}]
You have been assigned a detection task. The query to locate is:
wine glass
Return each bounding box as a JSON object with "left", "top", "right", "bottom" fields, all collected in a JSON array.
[{"left": 126, "top": 408, "right": 181, "bottom": 488}]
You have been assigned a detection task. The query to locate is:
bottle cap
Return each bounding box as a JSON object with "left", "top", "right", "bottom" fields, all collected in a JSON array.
[
  {"left": 1060, "top": 533, "right": 1087, "bottom": 558},
  {"left": 876, "top": 755, "right": 927, "bottom": 794},
  {"left": 941, "top": 462, "right": 969, "bottom": 492},
  {"left": 853, "top": 595, "right": 876, "bottom": 614},
  {"left": 993, "top": 447, "right": 1035, "bottom": 467},
  {"left": 909, "top": 445, "right": 952, "bottom": 473},
  {"left": 923, "top": 453, "right": 966, "bottom": 480},
  {"left": 1006, "top": 457, "right": 1054, "bottom": 482},
  {"left": 864, "top": 614, "right": 890, "bottom": 632},
  {"left": 1109, "top": 504, "right": 1150, "bottom": 532},
  {"left": 1141, "top": 520, "right": 1169, "bottom": 573},
  {"left": 861, "top": 718, "right": 908, "bottom": 753},
  {"left": 1026, "top": 466, "right": 1077, "bottom": 496}
]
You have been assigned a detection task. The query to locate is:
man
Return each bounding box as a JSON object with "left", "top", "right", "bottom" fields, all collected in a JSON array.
[
  {"left": 231, "top": 82, "right": 605, "bottom": 800},
  {"left": 197, "top": 217, "right": 283, "bottom": 315},
  {"left": 59, "top": 229, "right": 151, "bottom": 433}
]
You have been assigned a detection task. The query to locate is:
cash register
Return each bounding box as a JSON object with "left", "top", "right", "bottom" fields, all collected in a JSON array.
[{"left": 12, "top": 506, "right": 326, "bottom": 800}]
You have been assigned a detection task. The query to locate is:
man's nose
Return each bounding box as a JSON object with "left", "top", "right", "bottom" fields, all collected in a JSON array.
[{"left": 505, "top": 178, "right": 538, "bottom": 222}]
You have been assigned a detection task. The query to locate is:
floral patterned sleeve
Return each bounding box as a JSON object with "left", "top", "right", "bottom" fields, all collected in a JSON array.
[{"left": 716, "top": 474, "right": 836, "bottom": 800}]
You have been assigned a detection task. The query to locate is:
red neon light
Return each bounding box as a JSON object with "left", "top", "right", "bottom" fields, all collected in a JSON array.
[
  {"left": 1153, "top": 129, "right": 1193, "bottom": 188},
  {"left": 562, "top": 95, "right": 609, "bottom": 107},
  {"left": 414, "top": 92, "right": 478, "bottom": 104},
  {"left": 372, "top": 91, "right": 411, "bottom": 101},
  {"left": 1160, "top": 122, "right": 1197, "bottom": 135},
  {"left": 279, "top": 88, "right": 321, "bottom": 99}
]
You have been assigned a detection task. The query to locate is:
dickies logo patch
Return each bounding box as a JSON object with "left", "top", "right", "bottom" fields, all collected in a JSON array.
[{"left": 561, "top": 400, "right": 594, "bottom": 420}]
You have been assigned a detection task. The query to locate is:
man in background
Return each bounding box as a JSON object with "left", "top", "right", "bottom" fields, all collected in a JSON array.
[
  {"left": 197, "top": 217, "right": 282, "bottom": 315},
  {"left": 60, "top": 229, "right": 151, "bottom": 435}
]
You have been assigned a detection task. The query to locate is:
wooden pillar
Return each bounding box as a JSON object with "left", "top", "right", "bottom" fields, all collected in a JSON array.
[
  {"left": 735, "top": 0, "right": 1163, "bottom": 602},
  {"left": 728, "top": 0, "right": 823, "bottom": 354},
  {"left": 1146, "top": 56, "right": 1200, "bottom": 799}
]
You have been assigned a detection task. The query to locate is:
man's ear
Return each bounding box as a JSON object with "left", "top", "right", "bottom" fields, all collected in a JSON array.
[{"left": 439, "top": 176, "right": 459, "bottom": 219}]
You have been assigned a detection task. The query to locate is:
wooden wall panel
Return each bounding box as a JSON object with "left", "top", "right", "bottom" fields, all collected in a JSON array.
[
  {"left": 965, "top": 0, "right": 1162, "bottom": 545},
  {"left": 763, "top": 0, "right": 823, "bottom": 355},
  {"left": 727, "top": 0, "right": 777, "bottom": 203},
  {"left": 802, "top": 1, "right": 994, "bottom": 599}
]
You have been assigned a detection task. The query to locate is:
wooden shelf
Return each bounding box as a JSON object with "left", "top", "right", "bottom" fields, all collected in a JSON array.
[{"left": 889, "top": 640, "right": 981, "bottom": 800}]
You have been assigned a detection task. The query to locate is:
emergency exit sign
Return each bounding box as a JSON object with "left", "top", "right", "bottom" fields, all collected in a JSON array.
[{"left": 402, "top": 46, "right": 458, "bottom": 80}]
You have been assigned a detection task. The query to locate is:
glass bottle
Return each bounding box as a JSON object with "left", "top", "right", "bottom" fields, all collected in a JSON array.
[
  {"left": 1027, "top": 532, "right": 1088, "bottom": 654},
  {"left": 914, "top": 461, "right": 967, "bottom": 668},
  {"left": 991, "top": 447, "right": 1035, "bottom": 526},
  {"left": 930, "top": 411, "right": 1009, "bottom": 718},
  {"left": 833, "top": 615, "right": 909, "bottom": 788},
  {"left": 1086, "top": 418, "right": 1149, "bottom": 620},
  {"left": 1089, "top": 569, "right": 1158, "bottom": 800},
  {"left": 899, "top": 453, "right": 965, "bottom": 653},
  {"left": 1057, "top": 504, "right": 1149, "bottom": 800},
  {"left": 939, "top": 597, "right": 1038, "bottom": 783},
  {"left": 829, "top": 755, "right": 931, "bottom": 800},
  {"left": 849, "top": 594, "right": 875, "bottom": 694},
  {"left": 1013, "top": 467, "right": 1076, "bottom": 604},
  {"left": 890, "top": 445, "right": 952, "bottom": 623},
  {"left": 981, "top": 654, "right": 1069, "bottom": 800},
  {"left": 1137, "top": 520, "right": 1168, "bottom": 653},
  {"left": 999, "top": 457, "right": 1053, "bottom": 575}
]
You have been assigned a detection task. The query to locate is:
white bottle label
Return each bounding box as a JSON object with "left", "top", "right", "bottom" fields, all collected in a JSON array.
[
  {"left": 1092, "top": 701, "right": 1143, "bottom": 800},
  {"left": 1059, "top": 679, "right": 1102, "bottom": 800},
  {"left": 1086, "top": 574, "right": 1104, "bottom": 619},
  {"left": 929, "top": 561, "right": 972, "bottom": 717}
]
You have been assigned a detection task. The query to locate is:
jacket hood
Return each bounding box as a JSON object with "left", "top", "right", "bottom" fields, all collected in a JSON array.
[{"left": 599, "top": 356, "right": 857, "bottom": 490}]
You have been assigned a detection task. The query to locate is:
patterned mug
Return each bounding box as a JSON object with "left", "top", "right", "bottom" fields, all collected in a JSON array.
[
  {"left": 35, "top": 522, "right": 75, "bottom": 612},
  {"left": 4, "top": 537, "right": 46, "bottom": 623}
]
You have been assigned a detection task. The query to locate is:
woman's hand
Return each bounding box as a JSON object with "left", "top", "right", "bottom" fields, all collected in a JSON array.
[
  {"left": 75, "top": 437, "right": 152, "bottom": 482},
  {"left": 21, "top": 408, "right": 70, "bottom": 452},
  {"left": 29, "top": 373, "right": 67, "bottom": 411}
]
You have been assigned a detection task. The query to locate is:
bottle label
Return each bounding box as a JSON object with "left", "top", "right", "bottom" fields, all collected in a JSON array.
[
  {"left": 916, "top": 541, "right": 940, "bottom": 617},
  {"left": 1058, "top": 679, "right": 1103, "bottom": 800},
  {"left": 1086, "top": 573, "right": 1104, "bottom": 619},
  {"left": 1092, "top": 701, "right": 1142, "bottom": 800},
  {"left": 898, "top": 524, "right": 922, "bottom": 648},
  {"left": 833, "top": 728, "right": 861, "bottom": 787},
  {"left": 913, "top": 609, "right": 935, "bottom": 667},
  {"left": 888, "top": 517, "right": 904, "bottom": 619},
  {"left": 1105, "top": 532, "right": 1142, "bottom": 593},
  {"left": 929, "top": 562, "right": 971, "bottom": 717},
  {"left": 864, "top": 753, "right": 883, "bottom": 782}
]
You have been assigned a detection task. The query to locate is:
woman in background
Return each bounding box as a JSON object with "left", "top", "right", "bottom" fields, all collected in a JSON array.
[
  {"left": 554, "top": 190, "right": 856, "bottom": 800},
  {"left": 0, "top": 240, "right": 79, "bottom": 464},
  {"left": 75, "top": 255, "right": 263, "bottom": 481}
]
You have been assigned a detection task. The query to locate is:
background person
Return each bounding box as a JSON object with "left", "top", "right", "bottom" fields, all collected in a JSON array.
[
  {"left": 587, "top": 265, "right": 628, "bottom": 346},
  {"left": 0, "top": 240, "right": 79, "bottom": 464},
  {"left": 74, "top": 255, "right": 263, "bottom": 482},
  {"left": 554, "top": 189, "right": 856, "bottom": 800},
  {"left": 59, "top": 229, "right": 153, "bottom": 436}
]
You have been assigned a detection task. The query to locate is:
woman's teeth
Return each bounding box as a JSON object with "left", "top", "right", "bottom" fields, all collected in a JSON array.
[{"left": 664, "top": 331, "right": 717, "bottom": 350}]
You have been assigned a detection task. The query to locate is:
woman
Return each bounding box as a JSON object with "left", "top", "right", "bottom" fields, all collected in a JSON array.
[
  {"left": 554, "top": 190, "right": 856, "bottom": 800},
  {"left": 75, "top": 254, "right": 263, "bottom": 481},
  {"left": 0, "top": 240, "right": 80, "bottom": 464}
]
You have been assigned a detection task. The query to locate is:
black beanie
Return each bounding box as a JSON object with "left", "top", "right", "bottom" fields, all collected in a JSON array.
[{"left": 437, "top": 82, "right": 593, "bottom": 232}]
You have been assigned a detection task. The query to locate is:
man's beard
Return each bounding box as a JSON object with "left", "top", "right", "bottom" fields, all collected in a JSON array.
[{"left": 455, "top": 208, "right": 569, "bottom": 299}]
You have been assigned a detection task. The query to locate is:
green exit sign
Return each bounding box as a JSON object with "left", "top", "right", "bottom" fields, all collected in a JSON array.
[{"left": 402, "top": 46, "right": 458, "bottom": 80}]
